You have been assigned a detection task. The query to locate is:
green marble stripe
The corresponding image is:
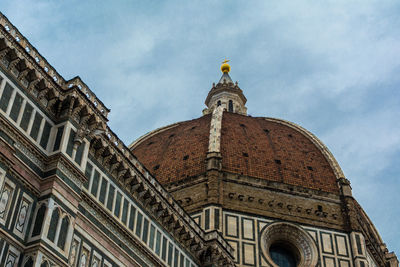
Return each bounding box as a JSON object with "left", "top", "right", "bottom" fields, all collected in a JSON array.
[
  {"left": 56, "top": 169, "right": 81, "bottom": 194},
  {"left": 78, "top": 204, "right": 150, "bottom": 267},
  {"left": 42, "top": 240, "right": 69, "bottom": 262},
  {"left": 14, "top": 150, "right": 44, "bottom": 177},
  {"left": 0, "top": 129, "right": 14, "bottom": 146},
  {"left": 14, "top": 147, "right": 82, "bottom": 195}
]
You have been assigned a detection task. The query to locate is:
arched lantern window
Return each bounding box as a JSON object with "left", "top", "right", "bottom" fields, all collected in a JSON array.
[{"left": 228, "top": 100, "right": 233, "bottom": 112}]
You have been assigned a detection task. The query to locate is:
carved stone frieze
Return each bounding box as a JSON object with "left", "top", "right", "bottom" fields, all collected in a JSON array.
[
  {"left": 14, "top": 141, "right": 45, "bottom": 170},
  {"left": 57, "top": 161, "right": 82, "bottom": 188}
]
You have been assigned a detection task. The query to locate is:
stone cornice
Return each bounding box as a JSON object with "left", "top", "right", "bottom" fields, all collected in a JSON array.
[{"left": 0, "top": 12, "right": 109, "bottom": 119}]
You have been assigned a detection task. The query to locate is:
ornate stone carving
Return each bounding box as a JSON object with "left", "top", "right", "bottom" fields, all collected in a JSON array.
[
  {"left": 14, "top": 141, "right": 45, "bottom": 170},
  {"left": 57, "top": 161, "right": 82, "bottom": 188}
]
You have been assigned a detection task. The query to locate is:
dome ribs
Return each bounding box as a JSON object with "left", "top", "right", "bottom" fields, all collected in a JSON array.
[
  {"left": 132, "top": 115, "right": 211, "bottom": 184},
  {"left": 220, "top": 112, "right": 339, "bottom": 193},
  {"left": 132, "top": 111, "right": 338, "bottom": 194}
]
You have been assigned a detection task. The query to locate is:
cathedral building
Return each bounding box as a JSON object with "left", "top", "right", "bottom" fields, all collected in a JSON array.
[{"left": 0, "top": 11, "right": 397, "bottom": 267}]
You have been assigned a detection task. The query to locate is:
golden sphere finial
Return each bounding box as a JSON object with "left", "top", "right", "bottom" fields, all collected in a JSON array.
[{"left": 221, "top": 59, "right": 230, "bottom": 73}]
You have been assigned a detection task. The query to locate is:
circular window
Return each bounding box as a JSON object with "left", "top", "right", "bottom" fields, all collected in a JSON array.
[{"left": 260, "top": 222, "right": 318, "bottom": 267}]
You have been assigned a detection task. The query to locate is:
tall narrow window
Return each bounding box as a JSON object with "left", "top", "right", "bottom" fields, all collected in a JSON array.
[
  {"left": 149, "top": 224, "right": 156, "bottom": 250},
  {"left": 142, "top": 218, "right": 149, "bottom": 243},
  {"left": 52, "top": 125, "right": 64, "bottom": 151},
  {"left": 204, "top": 209, "right": 210, "bottom": 230},
  {"left": 217, "top": 100, "right": 221, "bottom": 106},
  {"left": 106, "top": 185, "right": 115, "bottom": 211},
  {"left": 135, "top": 212, "right": 143, "bottom": 237},
  {"left": 155, "top": 230, "right": 161, "bottom": 256},
  {"left": 39, "top": 121, "right": 52, "bottom": 150},
  {"left": 66, "top": 129, "right": 76, "bottom": 157},
  {"left": 128, "top": 205, "right": 136, "bottom": 231},
  {"left": 98, "top": 177, "right": 108, "bottom": 204},
  {"left": 31, "top": 204, "right": 46, "bottom": 237},
  {"left": 174, "top": 247, "right": 179, "bottom": 267},
  {"left": 214, "top": 209, "right": 220, "bottom": 230},
  {"left": 161, "top": 236, "right": 168, "bottom": 261},
  {"left": 0, "top": 83, "right": 13, "bottom": 112},
  {"left": 90, "top": 170, "right": 100, "bottom": 197},
  {"left": 180, "top": 254, "right": 185, "bottom": 267},
  {"left": 121, "top": 199, "right": 129, "bottom": 224},
  {"left": 47, "top": 208, "right": 60, "bottom": 242},
  {"left": 74, "top": 142, "right": 85, "bottom": 165},
  {"left": 30, "top": 113, "right": 43, "bottom": 141},
  {"left": 114, "top": 192, "right": 122, "bottom": 217},
  {"left": 57, "top": 216, "right": 69, "bottom": 249},
  {"left": 83, "top": 163, "right": 93, "bottom": 189},
  {"left": 168, "top": 242, "right": 173, "bottom": 266},
  {"left": 356, "top": 234, "right": 363, "bottom": 255},
  {"left": 9, "top": 93, "right": 23, "bottom": 121},
  {"left": 228, "top": 100, "right": 233, "bottom": 112},
  {"left": 19, "top": 103, "right": 33, "bottom": 131}
]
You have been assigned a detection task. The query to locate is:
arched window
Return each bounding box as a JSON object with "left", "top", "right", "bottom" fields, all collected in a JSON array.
[
  {"left": 24, "top": 257, "right": 34, "bottom": 267},
  {"left": 40, "top": 261, "right": 49, "bottom": 267},
  {"left": 228, "top": 100, "right": 233, "bottom": 112},
  {"left": 270, "top": 244, "right": 297, "bottom": 267},
  {"left": 57, "top": 216, "right": 70, "bottom": 249},
  {"left": 47, "top": 208, "right": 59, "bottom": 242},
  {"left": 217, "top": 100, "right": 221, "bottom": 106},
  {"left": 32, "top": 204, "right": 46, "bottom": 237}
]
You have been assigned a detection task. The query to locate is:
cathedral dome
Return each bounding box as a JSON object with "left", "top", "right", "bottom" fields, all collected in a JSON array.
[
  {"left": 130, "top": 110, "right": 341, "bottom": 194},
  {"left": 126, "top": 64, "right": 399, "bottom": 267},
  {"left": 130, "top": 62, "right": 343, "bottom": 195}
]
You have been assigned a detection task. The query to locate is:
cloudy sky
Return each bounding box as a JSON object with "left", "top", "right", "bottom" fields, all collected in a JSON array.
[{"left": 2, "top": 0, "right": 399, "bottom": 254}]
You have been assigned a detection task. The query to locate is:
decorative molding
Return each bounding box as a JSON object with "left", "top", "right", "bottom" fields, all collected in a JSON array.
[
  {"left": 57, "top": 161, "right": 82, "bottom": 188},
  {"left": 14, "top": 141, "right": 45, "bottom": 170}
]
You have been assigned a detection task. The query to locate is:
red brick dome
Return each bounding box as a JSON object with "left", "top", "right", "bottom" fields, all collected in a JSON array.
[{"left": 130, "top": 111, "right": 340, "bottom": 194}]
